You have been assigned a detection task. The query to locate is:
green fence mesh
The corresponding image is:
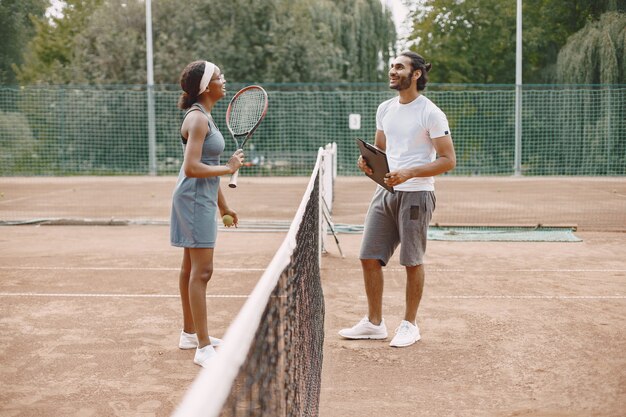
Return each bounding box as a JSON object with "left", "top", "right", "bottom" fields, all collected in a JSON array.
[
  {"left": 1, "top": 84, "right": 624, "bottom": 230},
  {"left": 1, "top": 84, "right": 624, "bottom": 177}
]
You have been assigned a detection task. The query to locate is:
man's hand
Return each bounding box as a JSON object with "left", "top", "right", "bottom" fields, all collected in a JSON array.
[
  {"left": 384, "top": 169, "right": 412, "bottom": 187},
  {"left": 357, "top": 155, "right": 373, "bottom": 175}
]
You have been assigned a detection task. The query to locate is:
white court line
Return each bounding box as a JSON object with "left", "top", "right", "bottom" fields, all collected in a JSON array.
[
  {"left": 326, "top": 268, "right": 626, "bottom": 273},
  {"left": 360, "top": 295, "right": 626, "bottom": 300},
  {"left": 431, "top": 295, "right": 626, "bottom": 299},
  {"left": 0, "top": 292, "right": 247, "bottom": 298},
  {"left": 0, "top": 266, "right": 265, "bottom": 272},
  {"left": 0, "top": 186, "right": 79, "bottom": 206},
  {"left": 1, "top": 292, "right": 623, "bottom": 300},
  {"left": 3, "top": 266, "right": 626, "bottom": 273}
]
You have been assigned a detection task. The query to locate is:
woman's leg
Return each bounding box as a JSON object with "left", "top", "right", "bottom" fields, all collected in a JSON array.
[
  {"left": 188, "top": 248, "right": 214, "bottom": 348},
  {"left": 178, "top": 248, "right": 194, "bottom": 333}
]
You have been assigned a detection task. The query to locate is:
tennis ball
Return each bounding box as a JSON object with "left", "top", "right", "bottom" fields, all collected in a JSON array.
[{"left": 222, "top": 214, "right": 234, "bottom": 227}]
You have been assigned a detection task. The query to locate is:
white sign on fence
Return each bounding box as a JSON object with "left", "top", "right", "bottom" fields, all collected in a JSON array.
[{"left": 349, "top": 114, "right": 361, "bottom": 130}]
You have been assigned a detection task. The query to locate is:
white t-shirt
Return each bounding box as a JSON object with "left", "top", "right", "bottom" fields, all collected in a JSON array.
[{"left": 376, "top": 95, "right": 450, "bottom": 192}]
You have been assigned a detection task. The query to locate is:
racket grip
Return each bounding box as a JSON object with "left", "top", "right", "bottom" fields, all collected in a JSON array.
[{"left": 229, "top": 170, "right": 239, "bottom": 188}]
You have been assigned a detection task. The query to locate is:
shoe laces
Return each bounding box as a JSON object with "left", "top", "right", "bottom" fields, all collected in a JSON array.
[
  {"left": 394, "top": 321, "right": 413, "bottom": 337},
  {"left": 358, "top": 316, "right": 374, "bottom": 326}
]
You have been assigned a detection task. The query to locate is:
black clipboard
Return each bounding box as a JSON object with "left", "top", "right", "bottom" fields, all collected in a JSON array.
[{"left": 355, "top": 138, "right": 394, "bottom": 193}]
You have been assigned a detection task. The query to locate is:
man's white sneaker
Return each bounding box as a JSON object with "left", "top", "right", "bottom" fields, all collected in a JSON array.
[
  {"left": 389, "top": 320, "right": 421, "bottom": 347},
  {"left": 338, "top": 317, "right": 388, "bottom": 340},
  {"left": 179, "top": 330, "right": 222, "bottom": 349},
  {"left": 193, "top": 345, "right": 217, "bottom": 368}
]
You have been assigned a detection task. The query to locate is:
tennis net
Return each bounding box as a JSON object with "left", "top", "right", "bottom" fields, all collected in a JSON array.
[{"left": 172, "top": 147, "right": 331, "bottom": 417}]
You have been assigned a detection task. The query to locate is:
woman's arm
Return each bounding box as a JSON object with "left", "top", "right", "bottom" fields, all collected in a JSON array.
[
  {"left": 217, "top": 186, "right": 238, "bottom": 227},
  {"left": 182, "top": 112, "right": 243, "bottom": 178}
]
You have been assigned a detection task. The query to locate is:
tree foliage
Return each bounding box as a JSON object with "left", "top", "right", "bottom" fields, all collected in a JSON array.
[
  {"left": 404, "top": 0, "right": 516, "bottom": 83},
  {"left": 14, "top": 0, "right": 396, "bottom": 85},
  {"left": 15, "top": 0, "right": 104, "bottom": 84},
  {"left": 556, "top": 12, "right": 626, "bottom": 84},
  {"left": 404, "top": 0, "right": 626, "bottom": 84},
  {"left": 0, "top": 0, "right": 47, "bottom": 83}
]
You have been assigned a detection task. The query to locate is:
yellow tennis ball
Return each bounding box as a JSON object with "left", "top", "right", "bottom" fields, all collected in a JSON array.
[{"left": 222, "top": 214, "right": 234, "bottom": 227}]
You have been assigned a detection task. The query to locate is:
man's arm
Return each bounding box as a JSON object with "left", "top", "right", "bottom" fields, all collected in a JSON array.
[
  {"left": 374, "top": 129, "right": 386, "bottom": 150},
  {"left": 384, "top": 134, "right": 456, "bottom": 187}
]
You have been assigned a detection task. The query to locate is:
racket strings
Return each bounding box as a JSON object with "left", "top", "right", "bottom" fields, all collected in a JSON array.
[{"left": 228, "top": 89, "right": 267, "bottom": 135}]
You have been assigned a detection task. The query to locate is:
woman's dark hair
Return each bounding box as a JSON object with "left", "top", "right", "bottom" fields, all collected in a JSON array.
[
  {"left": 177, "top": 61, "right": 206, "bottom": 110},
  {"left": 400, "top": 51, "right": 432, "bottom": 91}
]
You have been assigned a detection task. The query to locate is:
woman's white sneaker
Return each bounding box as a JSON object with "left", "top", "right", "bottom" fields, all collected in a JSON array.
[
  {"left": 389, "top": 321, "right": 421, "bottom": 347},
  {"left": 193, "top": 345, "right": 217, "bottom": 368},
  {"left": 179, "top": 330, "right": 222, "bottom": 349},
  {"left": 338, "top": 317, "right": 388, "bottom": 340}
]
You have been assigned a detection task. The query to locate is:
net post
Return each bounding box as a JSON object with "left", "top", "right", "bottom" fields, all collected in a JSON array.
[
  {"left": 331, "top": 142, "right": 337, "bottom": 182},
  {"left": 317, "top": 148, "right": 325, "bottom": 266},
  {"left": 323, "top": 143, "right": 336, "bottom": 213},
  {"left": 320, "top": 143, "right": 337, "bottom": 258}
]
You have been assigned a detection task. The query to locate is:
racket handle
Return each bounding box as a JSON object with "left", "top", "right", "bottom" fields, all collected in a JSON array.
[{"left": 229, "top": 170, "right": 239, "bottom": 188}]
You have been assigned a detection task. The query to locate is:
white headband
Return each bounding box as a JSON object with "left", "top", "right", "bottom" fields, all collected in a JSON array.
[{"left": 197, "top": 61, "right": 216, "bottom": 96}]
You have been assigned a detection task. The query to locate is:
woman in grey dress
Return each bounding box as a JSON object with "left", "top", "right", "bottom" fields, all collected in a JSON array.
[{"left": 171, "top": 60, "right": 244, "bottom": 368}]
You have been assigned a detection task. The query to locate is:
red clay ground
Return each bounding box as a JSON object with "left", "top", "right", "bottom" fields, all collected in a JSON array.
[
  {"left": 0, "top": 176, "right": 625, "bottom": 416},
  {"left": 1, "top": 176, "right": 625, "bottom": 230}
]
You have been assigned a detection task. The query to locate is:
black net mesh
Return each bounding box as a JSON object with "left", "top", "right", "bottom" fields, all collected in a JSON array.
[{"left": 221, "top": 174, "right": 324, "bottom": 417}]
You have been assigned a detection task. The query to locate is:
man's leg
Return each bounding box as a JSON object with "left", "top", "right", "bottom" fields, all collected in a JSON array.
[
  {"left": 404, "top": 264, "right": 424, "bottom": 323},
  {"left": 338, "top": 188, "right": 393, "bottom": 340},
  {"left": 390, "top": 191, "right": 433, "bottom": 347},
  {"left": 338, "top": 258, "right": 388, "bottom": 340},
  {"left": 361, "top": 258, "right": 384, "bottom": 325},
  {"left": 388, "top": 263, "right": 423, "bottom": 347}
]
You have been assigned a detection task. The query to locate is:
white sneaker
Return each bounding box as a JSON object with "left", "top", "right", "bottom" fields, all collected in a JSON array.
[
  {"left": 389, "top": 320, "right": 421, "bottom": 347},
  {"left": 179, "top": 330, "right": 222, "bottom": 349},
  {"left": 338, "top": 317, "right": 388, "bottom": 340},
  {"left": 193, "top": 345, "right": 217, "bottom": 368}
]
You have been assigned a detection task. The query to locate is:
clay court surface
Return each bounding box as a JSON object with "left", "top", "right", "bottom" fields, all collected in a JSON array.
[{"left": 0, "top": 176, "right": 625, "bottom": 416}]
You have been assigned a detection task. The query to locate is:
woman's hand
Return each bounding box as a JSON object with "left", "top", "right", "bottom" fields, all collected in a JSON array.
[
  {"left": 220, "top": 208, "right": 239, "bottom": 228},
  {"left": 226, "top": 150, "right": 245, "bottom": 174}
]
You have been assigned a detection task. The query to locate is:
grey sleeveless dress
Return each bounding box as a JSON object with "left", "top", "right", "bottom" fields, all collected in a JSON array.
[{"left": 170, "top": 104, "right": 225, "bottom": 248}]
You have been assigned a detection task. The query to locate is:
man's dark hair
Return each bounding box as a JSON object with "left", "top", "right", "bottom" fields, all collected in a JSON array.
[{"left": 400, "top": 51, "right": 432, "bottom": 91}]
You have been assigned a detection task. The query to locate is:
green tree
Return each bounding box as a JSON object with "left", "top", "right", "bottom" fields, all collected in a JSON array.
[
  {"left": 331, "top": 0, "right": 396, "bottom": 81},
  {"left": 16, "top": 0, "right": 396, "bottom": 85},
  {"left": 0, "top": 0, "right": 47, "bottom": 83},
  {"left": 404, "top": 0, "right": 516, "bottom": 83},
  {"left": 522, "top": 0, "right": 621, "bottom": 82},
  {"left": 71, "top": 0, "right": 147, "bottom": 84},
  {"left": 556, "top": 12, "right": 626, "bottom": 84},
  {"left": 404, "top": 0, "right": 625, "bottom": 84},
  {"left": 15, "top": 0, "right": 103, "bottom": 84}
]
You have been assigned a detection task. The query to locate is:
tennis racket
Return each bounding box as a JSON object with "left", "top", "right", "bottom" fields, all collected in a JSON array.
[{"left": 226, "top": 85, "right": 269, "bottom": 188}]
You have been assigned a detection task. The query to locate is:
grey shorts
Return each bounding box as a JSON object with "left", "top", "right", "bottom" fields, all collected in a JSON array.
[{"left": 359, "top": 187, "right": 435, "bottom": 266}]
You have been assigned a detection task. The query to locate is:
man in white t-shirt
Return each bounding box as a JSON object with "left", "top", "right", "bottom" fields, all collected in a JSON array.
[{"left": 339, "top": 51, "right": 456, "bottom": 347}]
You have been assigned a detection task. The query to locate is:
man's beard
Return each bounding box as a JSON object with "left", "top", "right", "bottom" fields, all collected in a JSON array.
[{"left": 390, "top": 74, "right": 413, "bottom": 91}]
